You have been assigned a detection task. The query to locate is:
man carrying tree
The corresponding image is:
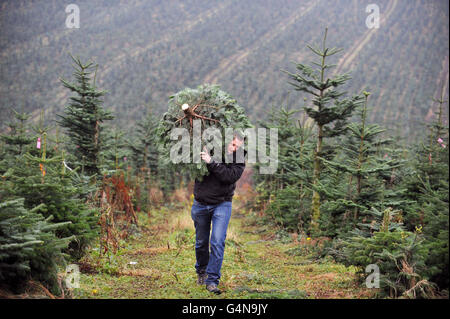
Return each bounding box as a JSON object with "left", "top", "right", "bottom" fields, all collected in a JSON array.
[{"left": 191, "top": 133, "right": 245, "bottom": 295}]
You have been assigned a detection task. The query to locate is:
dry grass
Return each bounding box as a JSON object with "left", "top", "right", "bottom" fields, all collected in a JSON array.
[
  {"left": 170, "top": 210, "right": 194, "bottom": 232},
  {"left": 129, "top": 247, "right": 171, "bottom": 256},
  {"left": 149, "top": 187, "right": 164, "bottom": 206},
  {"left": 118, "top": 268, "right": 161, "bottom": 279},
  {"left": 170, "top": 187, "right": 190, "bottom": 204},
  {"left": 0, "top": 279, "right": 69, "bottom": 299},
  {"left": 226, "top": 227, "right": 240, "bottom": 243}
]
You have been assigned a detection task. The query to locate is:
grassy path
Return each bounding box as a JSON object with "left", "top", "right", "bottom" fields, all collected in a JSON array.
[{"left": 74, "top": 199, "right": 375, "bottom": 299}]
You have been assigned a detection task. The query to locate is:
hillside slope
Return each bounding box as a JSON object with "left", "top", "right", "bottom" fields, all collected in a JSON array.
[{"left": 0, "top": 0, "right": 448, "bottom": 141}]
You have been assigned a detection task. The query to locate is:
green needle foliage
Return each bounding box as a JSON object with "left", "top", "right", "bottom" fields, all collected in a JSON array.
[
  {"left": 330, "top": 207, "right": 434, "bottom": 298},
  {"left": 0, "top": 109, "right": 34, "bottom": 157},
  {"left": 99, "top": 126, "right": 131, "bottom": 173},
  {"left": 0, "top": 198, "right": 73, "bottom": 294},
  {"left": 128, "top": 107, "right": 179, "bottom": 202},
  {"left": 129, "top": 108, "right": 161, "bottom": 175},
  {"left": 402, "top": 89, "right": 449, "bottom": 290},
  {"left": 57, "top": 54, "right": 114, "bottom": 178},
  {"left": 253, "top": 104, "right": 315, "bottom": 233},
  {"left": 283, "top": 28, "right": 364, "bottom": 234},
  {"left": 0, "top": 110, "right": 99, "bottom": 260},
  {"left": 317, "top": 92, "right": 407, "bottom": 236},
  {"left": 158, "top": 84, "right": 252, "bottom": 181}
]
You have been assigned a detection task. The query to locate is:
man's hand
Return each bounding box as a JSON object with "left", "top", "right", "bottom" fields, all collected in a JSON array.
[{"left": 200, "top": 146, "right": 212, "bottom": 164}]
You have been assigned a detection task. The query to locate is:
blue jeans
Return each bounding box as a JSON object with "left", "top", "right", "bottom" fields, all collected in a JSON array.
[{"left": 191, "top": 199, "right": 232, "bottom": 286}]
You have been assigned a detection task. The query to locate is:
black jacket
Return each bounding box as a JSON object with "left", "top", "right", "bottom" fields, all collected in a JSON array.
[{"left": 194, "top": 151, "right": 246, "bottom": 205}]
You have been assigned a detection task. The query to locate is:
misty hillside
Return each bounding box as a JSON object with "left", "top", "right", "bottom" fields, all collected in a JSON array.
[{"left": 0, "top": 0, "right": 448, "bottom": 141}]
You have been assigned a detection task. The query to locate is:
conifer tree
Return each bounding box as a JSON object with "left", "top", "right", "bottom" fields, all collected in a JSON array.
[
  {"left": 0, "top": 109, "right": 34, "bottom": 159},
  {"left": 284, "top": 28, "right": 364, "bottom": 234},
  {"left": 253, "top": 104, "right": 315, "bottom": 232},
  {"left": 318, "top": 92, "right": 406, "bottom": 235},
  {"left": 329, "top": 207, "right": 433, "bottom": 298},
  {"left": 100, "top": 126, "right": 130, "bottom": 173},
  {"left": 0, "top": 198, "right": 73, "bottom": 294},
  {"left": 57, "top": 55, "right": 114, "bottom": 177},
  {"left": 129, "top": 107, "right": 160, "bottom": 175},
  {"left": 128, "top": 108, "right": 164, "bottom": 210},
  {"left": 0, "top": 109, "right": 38, "bottom": 184},
  {"left": 158, "top": 84, "right": 252, "bottom": 181},
  {"left": 402, "top": 87, "right": 449, "bottom": 289},
  {"left": 0, "top": 110, "right": 99, "bottom": 260}
]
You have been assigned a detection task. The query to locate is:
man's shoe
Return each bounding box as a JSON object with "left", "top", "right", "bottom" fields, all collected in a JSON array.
[
  {"left": 206, "top": 284, "right": 222, "bottom": 295},
  {"left": 197, "top": 273, "right": 207, "bottom": 285}
]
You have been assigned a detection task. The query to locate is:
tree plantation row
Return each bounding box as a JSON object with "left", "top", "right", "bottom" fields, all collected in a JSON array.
[{"left": 0, "top": 30, "right": 448, "bottom": 299}]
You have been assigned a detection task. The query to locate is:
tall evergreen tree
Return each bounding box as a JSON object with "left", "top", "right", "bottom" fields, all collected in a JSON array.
[
  {"left": 128, "top": 108, "right": 164, "bottom": 211},
  {"left": 129, "top": 107, "right": 160, "bottom": 175},
  {"left": 57, "top": 55, "right": 114, "bottom": 177},
  {"left": 318, "top": 91, "right": 406, "bottom": 236},
  {"left": 402, "top": 87, "right": 449, "bottom": 289},
  {"left": 0, "top": 110, "right": 99, "bottom": 260},
  {"left": 0, "top": 109, "right": 34, "bottom": 160},
  {"left": 284, "top": 28, "right": 364, "bottom": 234},
  {"left": 253, "top": 104, "right": 315, "bottom": 232},
  {"left": 100, "top": 126, "right": 130, "bottom": 173}
]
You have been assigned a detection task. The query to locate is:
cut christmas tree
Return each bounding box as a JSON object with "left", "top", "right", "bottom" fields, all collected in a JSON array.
[{"left": 158, "top": 84, "right": 252, "bottom": 180}]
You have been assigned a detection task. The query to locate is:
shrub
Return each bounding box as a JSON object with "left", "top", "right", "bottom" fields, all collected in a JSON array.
[
  {"left": 329, "top": 207, "right": 435, "bottom": 298},
  {"left": 0, "top": 198, "right": 72, "bottom": 294}
]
